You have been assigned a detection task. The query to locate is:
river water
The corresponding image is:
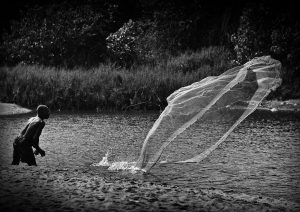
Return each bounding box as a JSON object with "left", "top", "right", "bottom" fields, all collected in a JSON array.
[{"left": 0, "top": 110, "right": 299, "bottom": 204}]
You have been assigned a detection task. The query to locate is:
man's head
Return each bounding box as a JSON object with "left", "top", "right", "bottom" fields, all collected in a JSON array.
[{"left": 37, "top": 105, "right": 50, "bottom": 119}]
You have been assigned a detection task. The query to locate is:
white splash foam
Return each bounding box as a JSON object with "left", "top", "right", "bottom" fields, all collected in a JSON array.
[
  {"left": 108, "top": 161, "right": 144, "bottom": 174},
  {"left": 91, "top": 152, "right": 145, "bottom": 174},
  {"left": 91, "top": 152, "right": 110, "bottom": 166}
]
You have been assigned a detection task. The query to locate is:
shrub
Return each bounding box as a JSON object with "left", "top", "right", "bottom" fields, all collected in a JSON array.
[
  {"left": 1, "top": 4, "right": 118, "bottom": 68},
  {"left": 0, "top": 47, "right": 233, "bottom": 111},
  {"left": 106, "top": 19, "right": 160, "bottom": 67},
  {"left": 231, "top": 2, "right": 300, "bottom": 99},
  {"left": 106, "top": 19, "right": 141, "bottom": 67},
  {"left": 165, "top": 46, "right": 233, "bottom": 75},
  {"left": 230, "top": 5, "right": 270, "bottom": 63}
]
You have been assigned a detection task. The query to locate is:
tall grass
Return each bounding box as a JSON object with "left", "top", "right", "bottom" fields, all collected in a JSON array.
[{"left": 0, "top": 46, "right": 233, "bottom": 111}]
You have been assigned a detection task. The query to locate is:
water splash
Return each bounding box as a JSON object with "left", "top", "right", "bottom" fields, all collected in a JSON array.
[
  {"left": 91, "top": 152, "right": 145, "bottom": 174},
  {"left": 91, "top": 152, "right": 110, "bottom": 166},
  {"left": 108, "top": 161, "right": 144, "bottom": 174}
]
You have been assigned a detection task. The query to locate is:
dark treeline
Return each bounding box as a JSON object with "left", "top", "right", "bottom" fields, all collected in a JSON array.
[
  {"left": 0, "top": 0, "right": 299, "bottom": 110},
  {"left": 0, "top": 0, "right": 244, "bottom": 67}
]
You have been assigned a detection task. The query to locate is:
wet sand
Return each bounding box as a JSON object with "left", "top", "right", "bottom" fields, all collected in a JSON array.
[{"left": 1, "top": 165, "right": 299, "bottom": 212}]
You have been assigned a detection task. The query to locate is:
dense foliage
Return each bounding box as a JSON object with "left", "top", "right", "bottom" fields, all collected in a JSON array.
[
  {"left": 0, "top": 0, "right": 299, "bottom": 109},
  {"left": 0, "top": 47, "right": 232, "bottom": 111},
  {"left": 1, "top": 2, "right": 119, "bottom": 68},
  {"left": 1, "top": 0, "right": 241, "bottom": 67},
  {"left": 106, "top": 19, "right": 152, "bottom": 67},
  {"left": 231, "top": 2, "right": 300, "bottom": 99}
]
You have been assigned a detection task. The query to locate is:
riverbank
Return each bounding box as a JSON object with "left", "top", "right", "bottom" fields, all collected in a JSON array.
[
  {"left": 0, "top": 102, "right": 32, "bottom": 115},
  {"left": 0, "top": 165, "right": 298, "bottom": 212},
  {"left": 1, "top": 99, "right": 299, "bottom": 116},
  {"left": 1, "top": 52, "right": 299, "bottom": 112},
  {"left": 258, "top": 99, "right": 300, "bottom": 112},
  {"left": 0, "top": 48, "right": 236, "bottom": 111}
]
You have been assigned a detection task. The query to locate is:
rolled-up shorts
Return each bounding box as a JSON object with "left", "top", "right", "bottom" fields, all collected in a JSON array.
[{"left": 13, "top": 136, "right": 36, "bottom": 165}]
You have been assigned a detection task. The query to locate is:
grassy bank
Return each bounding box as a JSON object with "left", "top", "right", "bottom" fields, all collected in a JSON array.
[{"left": 0, "top": 47, "right": 232, "bottom": 111}]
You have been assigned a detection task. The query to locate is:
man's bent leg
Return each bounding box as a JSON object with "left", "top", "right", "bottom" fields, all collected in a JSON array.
[{"left": 11, "top": 144, "right": 20, "bottom": 165}]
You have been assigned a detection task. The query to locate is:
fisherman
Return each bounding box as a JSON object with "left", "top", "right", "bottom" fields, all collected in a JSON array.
[{"left": 11, "top": 105, "right": 50, "bottom": 166}]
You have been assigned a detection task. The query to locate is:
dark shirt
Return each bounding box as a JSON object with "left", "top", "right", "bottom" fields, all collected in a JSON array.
[{"left": 20, "top": 117, "right": 45, "bottom": 150}]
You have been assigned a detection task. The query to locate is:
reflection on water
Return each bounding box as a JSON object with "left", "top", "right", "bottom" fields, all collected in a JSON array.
[{"left": 0, "top": 110, "right": 299, "bottom": 203}]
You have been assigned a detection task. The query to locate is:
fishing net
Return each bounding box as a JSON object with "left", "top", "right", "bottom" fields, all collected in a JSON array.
[{"left": 136, "top": 56, "right": 282, "bottom": 172}]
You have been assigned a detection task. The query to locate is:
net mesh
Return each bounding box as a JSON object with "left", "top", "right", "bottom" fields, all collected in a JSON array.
[{"left": 136, "top": 56, "right": 282, "bottom": 172}]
